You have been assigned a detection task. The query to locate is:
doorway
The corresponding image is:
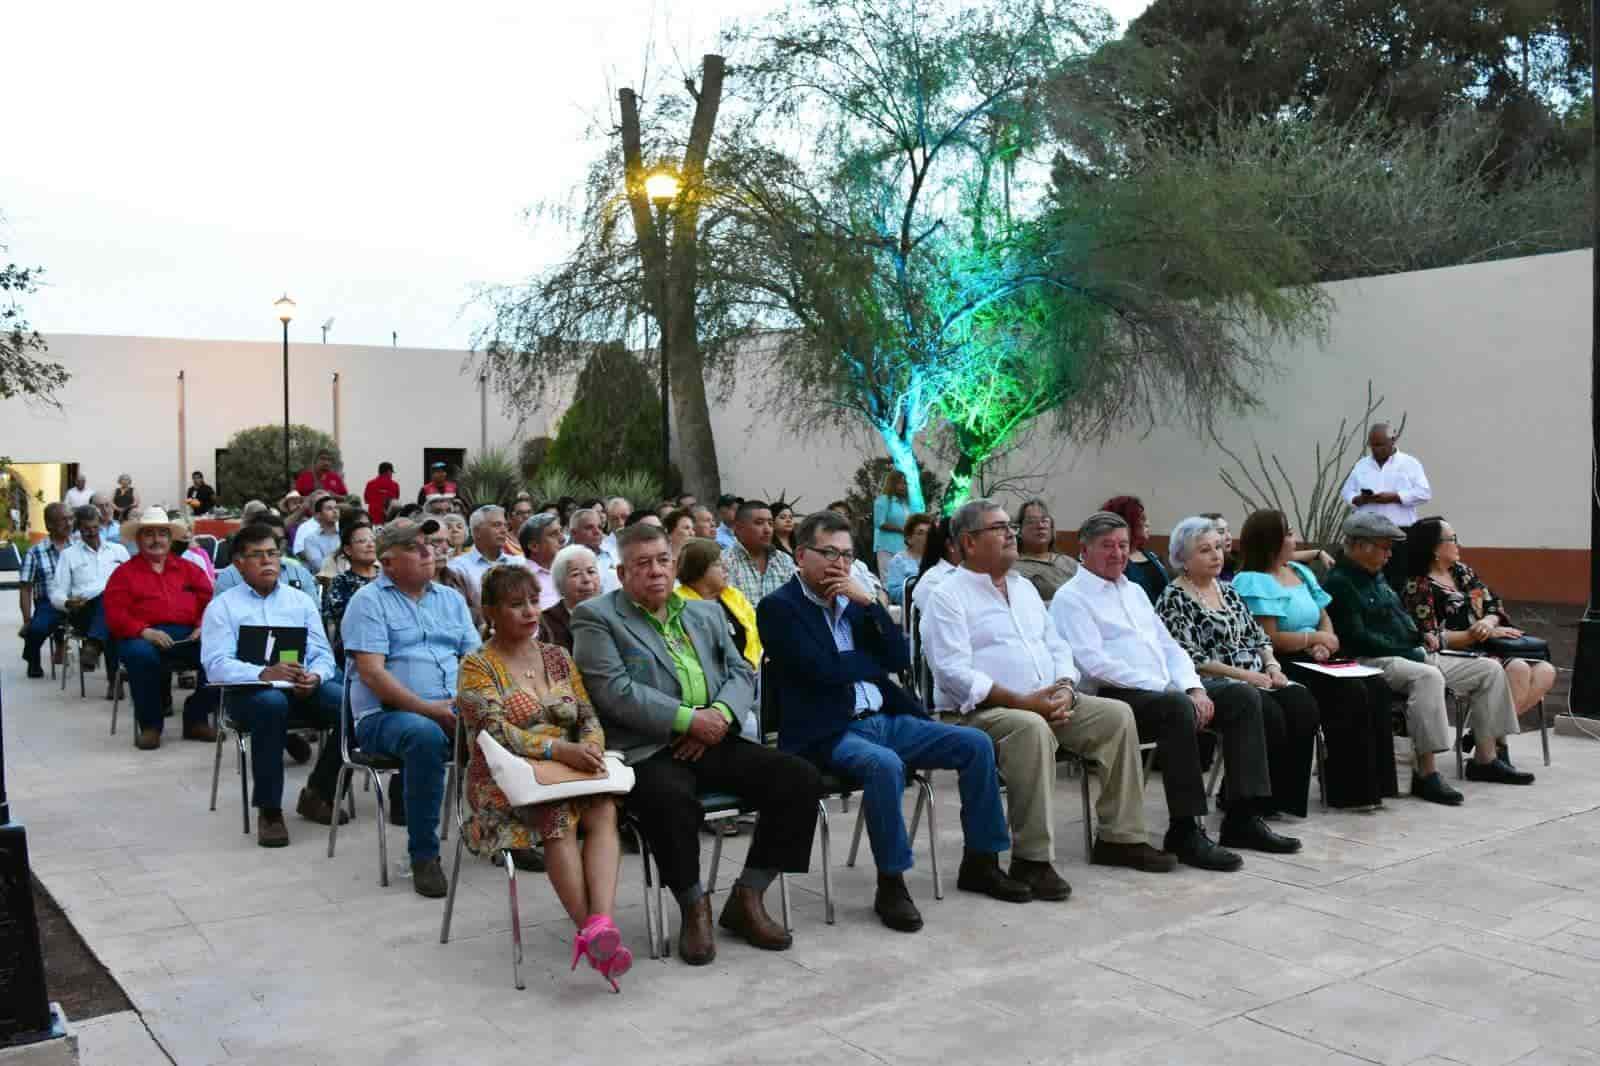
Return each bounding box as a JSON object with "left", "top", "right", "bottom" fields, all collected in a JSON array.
[{"left": 422, "top": 448, "right": 466, "bottom": 481}]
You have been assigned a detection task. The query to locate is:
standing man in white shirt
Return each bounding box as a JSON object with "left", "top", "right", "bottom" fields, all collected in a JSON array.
[
  {"left": 568, "top": 507, "right": 622, "bottom": 593},
  {"left": 1054, "top": 512, "right": 1298, "bottom": 872},
  {"left": 64, "top": 475, "right": 94, "bottom": 510},
  {"left": 922, "top": 499, "right": 1177, "bottom": 885},
  {"left": 51, "top": 505, "right": 129, "bottom": 678},
  {"left": 1340, "top": 422, "right": 1431, "bottom": 582},
  {"left": 448, "top": 504, "right": 530, "bottom": 597}
]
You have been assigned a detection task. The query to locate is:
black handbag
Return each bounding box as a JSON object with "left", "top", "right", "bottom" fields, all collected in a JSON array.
[{"left": 1479, "top": 635, "right": 1551, "bottom": 662}]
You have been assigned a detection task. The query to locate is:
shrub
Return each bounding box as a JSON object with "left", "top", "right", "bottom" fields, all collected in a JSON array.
[
  {"left": 546, "top": 344, "right": 662, "bottom": 483},
  {"left": 518, "top": 436, "right": 554, "bottom": 480},
  {"left": 217, "top": 425, "right": 339, "bottom": 508},
  {"left": 457, "top": 445, "right": 523, "bottom": 510},
  {"left": 589, "top": 470, "right": 664, "bottom": 513}
]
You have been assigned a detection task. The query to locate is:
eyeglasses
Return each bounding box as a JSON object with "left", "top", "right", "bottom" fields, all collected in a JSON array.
[
  {"left": 975, "top": 522, "right": 1020, "bottom": 537},
  {"left": 238, "top": 549, "right": 282, "bottom": 562},
  {"left": 806, "top": 546, "right": 856, "bottom": 564},
  {"left": 1440, "top": 535, "right": 1460, "bottom": 544}
]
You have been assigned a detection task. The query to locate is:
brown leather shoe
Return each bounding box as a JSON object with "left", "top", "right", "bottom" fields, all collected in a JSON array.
[
  {"left": 678, "top": 895, "right": 716, "bottom": 966},
  {"left": 182, "top": 722, "right": 218, "bottom": 742},
  {"left": 257, "top": 810, "right": 289, "bottom": 848},
  {"left": 1009, "top": 857, "right": 1072, "bottom": 901},
  {"left": 135, "top": 727, "right": 161, "bottom": 751},
  {"left": 1091, "top": 838, "right": 1178, "bottom": 873},
  {"left": 295, "top": 787, "right": 351, "bottom": 826},
  {"left": 718, "top": 884, "right": 793, "bottom": 951}
]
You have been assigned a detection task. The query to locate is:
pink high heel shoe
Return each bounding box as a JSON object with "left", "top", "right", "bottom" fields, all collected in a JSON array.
[
  {"left": 595, "top": 943, "right": 633, "bottom": 993},
  {"left": 572, "top": 915, "right": 627, "bottom": 986}
]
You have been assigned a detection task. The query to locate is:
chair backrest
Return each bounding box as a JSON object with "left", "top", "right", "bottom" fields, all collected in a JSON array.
[
  {"left": 338, "top": 668, "right": 358, "bottom": 763},
  {"left": 451, "top": 712, "right": 472, "bottom": 838},
  {"left": 757, "top": 657, "right": 780, "bottom": 745},
  {"left": 902, "top": 574, "right": 921, "bottom": 698},
  {"left": 192, "top": 534, "right": 219, "bottom": 561},
  {"left": 213, "top": 537, "right": 232, "bottom": 569}
]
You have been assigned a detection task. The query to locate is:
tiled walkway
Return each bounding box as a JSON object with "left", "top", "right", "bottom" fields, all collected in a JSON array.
[{"left": 8, "top": 601, "right": 1600, "bottom": 1066}]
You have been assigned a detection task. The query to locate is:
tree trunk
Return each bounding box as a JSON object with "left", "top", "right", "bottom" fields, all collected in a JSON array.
[
  {"left": 876, "top": 423, "right": 926, "bottom": 513},
  {"left": 619, "top": 56, "right": 726, "bottom": 501},
  {"left": 942, "top": 453, "right": 977, "bottom": 515}
]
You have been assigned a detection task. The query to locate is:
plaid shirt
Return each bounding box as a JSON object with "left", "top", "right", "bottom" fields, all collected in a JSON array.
[
  {"left": 723, "top": 539, "right": 797, "bottom": 606},
  {"left": 18, "top": 539, "right": 66, "bottom": 605}
]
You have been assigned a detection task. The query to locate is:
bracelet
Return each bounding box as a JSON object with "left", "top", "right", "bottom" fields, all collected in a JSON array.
[{"left": 542, "top": 739, "right": 555, "bottom": 760}]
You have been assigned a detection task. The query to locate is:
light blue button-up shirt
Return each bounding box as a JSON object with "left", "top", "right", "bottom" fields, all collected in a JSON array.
[
  {"left": 340, "top": 572, "right": 481, "bottom": 722},
  {"left": 798, "top": 579, "right": 883, "bottom": 715},
  {"left": 215, "top": 559, "right": 322, "bottom": 606},
  {"left": 200, "top": 579, "right": 337, "bottom": 686}
]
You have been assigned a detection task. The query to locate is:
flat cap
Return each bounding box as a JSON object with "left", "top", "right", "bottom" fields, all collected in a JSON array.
[{"left": 1342, "top": 511, "right": 1407, "bottom": 541}]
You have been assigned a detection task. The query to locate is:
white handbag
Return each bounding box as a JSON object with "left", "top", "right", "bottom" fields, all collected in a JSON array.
[{"left": 475, "top": 730, "right": 635, "bottom": 806}]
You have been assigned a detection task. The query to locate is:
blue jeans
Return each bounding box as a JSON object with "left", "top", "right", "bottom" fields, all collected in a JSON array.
[
  {"left": 355, "top": 710, "right": 450, "bottom": 862},
  {"left": 226, "top": 679, "right": 343, "bottom": 810},
  {"left": 119, "top": 624, "right": 206, "bottom": 732},
  {"left": 21, "top": 600, "right": 63, "bottom": 670},
  {"left": 815, "top": 713, "right": 1008, "bottom": 875}
]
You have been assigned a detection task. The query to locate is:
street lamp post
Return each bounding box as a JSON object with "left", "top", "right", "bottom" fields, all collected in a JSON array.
[
  {"left": 645, "top": 170, "right": 680, "bottom": 494},
  {"left": 275, "top": 294, "right": 295, "bottom": 495},
  {"left": 1570, "top": 0, "right": 1600, "bottom": 719}
]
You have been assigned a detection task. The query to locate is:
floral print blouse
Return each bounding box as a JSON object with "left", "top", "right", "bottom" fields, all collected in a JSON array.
[
  {"left": 322, "top": 568, "right": 375, "bottom": 664},
  {"left": 1401, "top": 562, "right": 1509, "bottom": 639},
  {"left": 1155, "top": 581, "right": 1272, "bottom": 673}
]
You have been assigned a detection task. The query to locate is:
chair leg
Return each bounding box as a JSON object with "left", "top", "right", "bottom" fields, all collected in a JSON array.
[
  {"left": 839, "top": 794, "right": 850, "bottom": 815},
  {"left": 1538, "top": 698, "right": 1550, "bottom": 767},
  {"left": 1206, "top": 749, "right": 1224, "bottom": 801},
  {"left": 327, "top": 766, "right": 350, "bottom": 858},
  {"left": 1080, "top": 770, "right": 1094, "bottom": 861},
  {"left": 504, "top": 851, "right": 525, "bottom": 991},
  {"left": 1315, "top": 730, "right": 1329, "bottom": 811},
  {"left": 919, "top": 777, "right": 942, "bottom": 901},
  {"left": 778, "top": 872, "right": 792, "bottom": 933},
  {"left": 846, "top": 800, "right": 867, "bottom": 868},
  {"left": 110, "top": 668, "right": 121, "bottom": 736},
  {"left": 629, "top": 823, "right": 659, "bottom": 961},
  {"left": 1453, "top": 696, "right": 1465, "bottom": 780},
  {"left": 237, "top": 733, "right": 250, "bottom": 835},
  {"left": 439, "top": 829, "right": 466, "bottom": 944},
  {"left": 209, "top": 721, "right": 226, "bottom": 812},
  {"left": 707, "top": 826, "right": 725, "bottom": 895},
  {"left": 817, "top": 800, "right": 835, "bottom": 925},
  {"left": 908, "top": 782, "right": 927, "bottom": 840},
  {"left": 373, "top": 771, "right": 391, "bottom": 887},
  {"left": 441, "top": 761, "right": 455, "bottom": 843},
  {"left": 78, "top": 640, "right": 87, "bottom": 700}
]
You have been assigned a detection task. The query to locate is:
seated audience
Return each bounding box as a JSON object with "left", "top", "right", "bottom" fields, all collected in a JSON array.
[
  {"left": 342, "top": 518, "right": 483, "bottom": 897},
  {"left": 200, "top": 524, "right": 348, "bottom": 847},
  {"left": 724, "top": 500, "right": 798, "bottom": 606},
  {"left": 323, "top": 523, "right": 380, "bottom": 664},
  {"left": 91, "top": 493, "right": 122, "bottom": 543},
  {"left": 1055, "top": 511, "right": 1295, "bottom": 870},
  {"left": 923, "top": 500, "right": 1176, "bottom": 895},
  {"left": 112, "top": 474, "right": 140, "bottom": 521},
  {"left": 714, "top": 494, "right": 740, "bottom": 548},
  {"left": 600, "top": 496, "right": 633, "bottom": 558},
  {"left": 503, "top": 495, "right": 535, "bottom": 556},
  {"left": 423, "top": 520, "right": 484, "bottom": 634},
  {"left": 1013, "top": 498, "right": 1079, "bottom": 602},
  {"left": 64, "top": 474, "right": 94, "bottom": 511},
  {"left": 676, "top": 492, "right": 698, "bottom": 510},
  {"left": 1101, "top": 495, "right": 1168, "bottom": 603},
  {"left": 1323, "top": 512, "right": 1530, "bottom": 803},
  {"left": 771, "top": 501, "right": 797, "bottom": 557},
  {"left": 909, "top": 517, "right": 959, "bottom": 614},
  {"left": 282, "top": 491, "right": 312, "bottom": 545},
  {"left": 883, "top": 513, "right": 932, "bottom": 606},
  {"left": 172, "top": 516, "right": 217, "bottom": 586},
  {"left": 439, "top": 513, "right": 469, "bottom": 556},
  {"left": 449, "top": 506, "right": 529, "bottom": 596},
  {"left": 625, "top": 510, "right": 663, "bottom": 529},
  {"left": 567, "top": 507, "right": 621, "bottom": 594},
  {"left": 316, "top": 513, "right": 371, "bottom": 584},
  {"left": 50, "top": 505, "right": 130, "bottom": 683},
  {"left": 676, "top": 538, "right": 762, "bottom": 675},
  {"left": 1403, "top": 517, "right": 1556, "bottom": 721},
  {"left": 1232, "top": 509, "right": 1398, "bottom": 809},
  {"left": 215, "top": 513, "right": 321, "bottom": 605},
  {"left": 665, "top": 509, "right": 695, "bottom": 560},
  {"left": 424, "top": 494, "right": 458, "bottom": 517},
  {"left": 766, "top": 511, "right": 1032, "bottom": 931},
  {"left": 293, "top": 492, "right": 342, "bottom": 572},
  {"left": 18, "top": 503, "right": 73, "bottom": 679},
  {"left": 1155, "top": 517, "right": 1321, "bottom": 819},
  {"left": 458, "top": 566, "right": 630, "bottom": 990},
  {"left": 690, "top": 505, "right": 717, "bottom": 540},
  {"left": 572, "top": 523, "right": 822, "bottom": 966},
  {"left": 541, "top": 544, "right": 604, "bottom": 653},
  {"left": 518, "top": 513, "right": 565, "bottom": 611},
  {"left": 295, "top": 450, "right": 348, "bottom": 497},
  {"left": 104, "top": 507, "right": 218, "bottom": 750}
]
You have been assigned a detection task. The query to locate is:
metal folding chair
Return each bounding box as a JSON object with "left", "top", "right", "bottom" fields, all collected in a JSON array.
[{"left": 326, "top": 672, "right": 404, "bottom": 885}]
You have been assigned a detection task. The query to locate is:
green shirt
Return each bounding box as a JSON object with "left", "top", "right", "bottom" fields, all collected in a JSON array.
[
  {"left": 1322, "top": 559, "right": 1425, "bottom": 663},
  {"left": 634, "top": 593, "right": 735, "bottom": 733}
]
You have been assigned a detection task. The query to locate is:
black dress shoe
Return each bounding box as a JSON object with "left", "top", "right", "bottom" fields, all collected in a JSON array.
[
  {"left": 874, "top": 874, "right": 924, "bottom": 932},
  {"left": 1464, "top": 758, "right": 1535, "bottom": 786},
  {"left": 1411, "top": 771, "right": 1464, "bottom": 805},
  {"left": 1219, "top": 814, "right": 1302, "bottom": 854},
  {"left": 1008, "top": 858, "right": 1071, "bottom": 901},
  {"left": 955, "top": 851, "right": 1033, "bottom": 902},
  {"left": 284, "top": 732, "right": 312, "bottom": 765},
  {"left": 1163, "top": 823, "right": 1243, "bottom": 872},
  {"left": 25, "top": 664, "right": 43, "bottom": 679}
]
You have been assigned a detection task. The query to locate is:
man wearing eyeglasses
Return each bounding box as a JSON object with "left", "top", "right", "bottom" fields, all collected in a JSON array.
[
  {"left": 341, "top": 518, "right": 482, "bottom": 898},
  {"left": 200, "top": 524, "right": 349, "bottom": 848},
  {"left": 923, "top": 500, "right": 1178, "bottom": 895},
  {"left": 761, "top": 509, "right": 1025, "bottom": 931}
]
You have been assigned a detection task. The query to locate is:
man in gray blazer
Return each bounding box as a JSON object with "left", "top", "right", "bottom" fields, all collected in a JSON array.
[{"left": 573, "top": 523, "right": 823, "bottom": 966}]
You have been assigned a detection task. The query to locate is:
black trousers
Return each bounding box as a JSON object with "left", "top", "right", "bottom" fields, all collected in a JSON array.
[
  {"left": 1284, "top": 662, "right": 1399, "bottom": 808},
  {"left": 1101, "top": 684, "right": 1273, "bottom": 820},
  {"left": 1201, "top": 678, "right": 1320, "bottom": 818},
  {"left": 628, "top": 739, "right": 824, "bottom": 894}
]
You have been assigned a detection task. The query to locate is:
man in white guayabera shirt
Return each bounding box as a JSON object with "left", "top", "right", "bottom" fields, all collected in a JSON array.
[
  {"left": 1340, "top": 421, "right": 1431, "bottom": 583},
  {"left": 921, "top": 498, "right": 1177, "bottom": 898}
]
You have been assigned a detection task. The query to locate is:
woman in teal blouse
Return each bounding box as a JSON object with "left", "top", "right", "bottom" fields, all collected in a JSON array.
[
  {"left": 1234, "top": 510, "right": 1397, "bottom": 809},
  {"left": 872, "top": 470, "right": 911, "bottom": 578}
]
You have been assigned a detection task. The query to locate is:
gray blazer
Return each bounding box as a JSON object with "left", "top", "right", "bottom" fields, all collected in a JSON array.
[{"left": 572, "top": 589, "right": 758, "bottom": 765}]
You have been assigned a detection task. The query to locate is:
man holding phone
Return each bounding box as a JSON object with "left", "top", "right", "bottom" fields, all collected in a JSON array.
[
  {"left": 1340, "top": 422, "right": 1432, "bottom": 583},
  {"left": 201, "top": 523, "right": 347, "bottom": 848}
]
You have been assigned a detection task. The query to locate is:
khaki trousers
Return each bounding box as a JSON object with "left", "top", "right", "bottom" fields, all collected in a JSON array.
[
  {"left": 959, "top": 694, "right": 1146, "bottom": 862},
  {"left": 1362, "top": 653, "right": 1519, "bottom": 754}
]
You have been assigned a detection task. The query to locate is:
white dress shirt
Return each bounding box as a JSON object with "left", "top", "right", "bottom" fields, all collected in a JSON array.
[
  {"left": 1052, "top": 567, "right": 1201, "bottom": 693},
  {"left": 920, "top": 566, "right": 1078, "bottom": 714},
  {"left": 592, "top": 544, "right": 623, "bottom": 594},
  {"left": 910, "top": 559, "right": 957, "bottom": 614},
  {"left": 448, "top": 546, "right": 532, "bottom": 596},
  {"left": 1339, "top": 450, "right": 1432, "bottom": 527},
  {"left": 200, "top": 579, "right": 337, "bottom": 687},
  {"left": 64, "top": 485, "right": 95, "bottom": 509},
  {"left": 49, "top": 539, "right": 129, "bottom": 609}
]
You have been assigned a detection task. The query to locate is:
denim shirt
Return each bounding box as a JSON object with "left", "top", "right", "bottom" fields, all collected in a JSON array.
[{"left": 340, "top": 573, "right": 481, "bottom": 722}]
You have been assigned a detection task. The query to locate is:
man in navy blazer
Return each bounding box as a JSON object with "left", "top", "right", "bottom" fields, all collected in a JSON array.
[{"left": 759, "top": 511, "right": 1026, "bottom": 933}]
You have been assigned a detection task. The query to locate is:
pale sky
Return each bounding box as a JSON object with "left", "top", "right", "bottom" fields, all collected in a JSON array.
[{"left": 2, "top": 1, "right": 1150, "bottom": 352}]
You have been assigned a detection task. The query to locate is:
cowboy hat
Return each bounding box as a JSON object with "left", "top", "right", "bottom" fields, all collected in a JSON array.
[{"left": 121, "top": 505, "right": 187, "bottom": 544}]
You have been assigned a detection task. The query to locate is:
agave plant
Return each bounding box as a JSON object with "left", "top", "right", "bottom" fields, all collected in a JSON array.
[
  {"left": 590, "top": 470, "right": 662, "bottom": 512},
  {"left": 527, "top": 467, "right": 589, "bottom": 508},
  {"left": 456, "top": 445, "right": 523, "bottom": 510}
]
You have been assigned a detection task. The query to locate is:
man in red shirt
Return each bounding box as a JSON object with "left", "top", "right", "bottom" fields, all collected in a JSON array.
[
  {"left": 363, "top": 461, "right": 401, "bottom": 524},
  {"left": 415, "top": 461, "right": 457, "bottom": 506},
  {"left": 294, "top": 451, "right": 349, "bottom": 498},
  {"left": 104, "top": 506, "right": 218, "bottom": 750}
]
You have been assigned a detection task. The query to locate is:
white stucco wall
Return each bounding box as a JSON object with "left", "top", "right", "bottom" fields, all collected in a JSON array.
[{"left": 2, "top": 249, "right": 1590, "bottom": 550}]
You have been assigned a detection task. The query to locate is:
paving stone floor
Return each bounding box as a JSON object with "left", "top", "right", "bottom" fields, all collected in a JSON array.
[{"left": 6, "top": 599, "right": 1600, "bottom": 1066}]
